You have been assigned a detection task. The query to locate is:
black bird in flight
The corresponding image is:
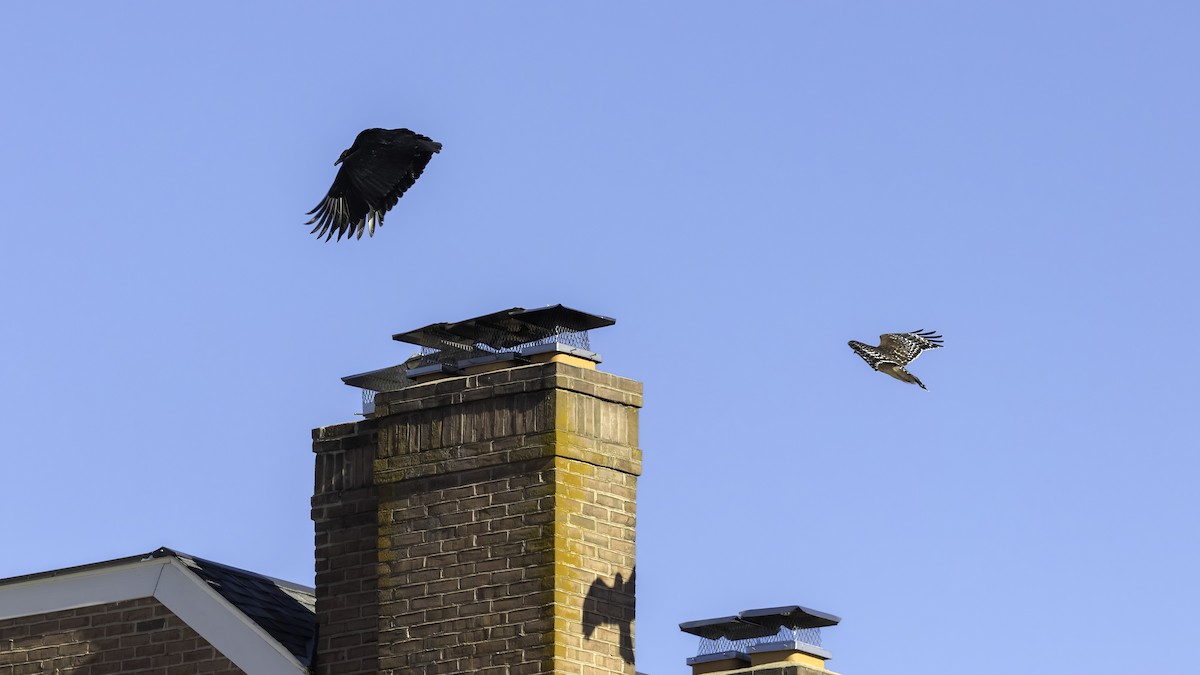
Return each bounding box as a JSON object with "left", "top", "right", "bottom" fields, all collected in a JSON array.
[{"left": 307, "top": 128, "right": 442, "bottom": 241}]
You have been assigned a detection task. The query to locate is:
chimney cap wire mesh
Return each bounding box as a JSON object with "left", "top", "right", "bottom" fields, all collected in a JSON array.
[
  {"left": 342, "top": 306, "right": 614, "bottom": 413},
  {"left": 680, "top": 605, "right": 839, "bottom": 658},
  {"left": 691, "top": 626, "right": 826, "bottom": 657}
]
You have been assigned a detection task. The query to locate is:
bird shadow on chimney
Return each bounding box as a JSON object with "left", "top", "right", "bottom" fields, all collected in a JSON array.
[{"left": 582, "top": 567, "right": 636, "bottom": 665}]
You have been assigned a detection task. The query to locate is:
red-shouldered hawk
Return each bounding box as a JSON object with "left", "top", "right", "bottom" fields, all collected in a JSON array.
[{"left": 848, "top": 330, "right": 944, "bottom": 390}]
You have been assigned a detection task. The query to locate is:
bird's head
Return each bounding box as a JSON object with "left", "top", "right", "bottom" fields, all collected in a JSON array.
[{"left": 336, "top": 128, "right": 384, "bottom": 164}]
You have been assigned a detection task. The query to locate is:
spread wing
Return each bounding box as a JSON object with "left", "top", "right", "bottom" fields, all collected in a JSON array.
[
  {"left": 849, "top": 340, "right": 894, "bottom": 370},
  {"left": 878, "top": 330, "right": 943, "bottom": 366},
  {"left": 308, "top": 129, "right": 441, "bottom": 241}
]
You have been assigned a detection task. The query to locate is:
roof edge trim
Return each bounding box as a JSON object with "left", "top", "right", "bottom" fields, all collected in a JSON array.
[
  {"left": 158, "top": 558, "right": 309, "bottom": 673},
  {"left": 0, "top": 554, "right": 308, "bottom": 674}
]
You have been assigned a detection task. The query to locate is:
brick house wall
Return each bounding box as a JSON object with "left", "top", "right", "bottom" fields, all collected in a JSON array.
[{"left": 0, "top": 596, "right": 243, "bottom": 674}]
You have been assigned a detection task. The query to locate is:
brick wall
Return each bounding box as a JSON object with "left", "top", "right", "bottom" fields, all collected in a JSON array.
[
  {"left": 312, "top": 418, "right": 379, "bottom": 675},
  {"left": 371, "top": 362, "right": 642, "bottom": 674},
  {"left": 0, "top": 596, "right": 242, "bottom": 674},
  {"left": 556, "top": 455, "right": 637, "bottom": 672},
  {"left": 312, "top": 361, "right": 643, "bottom": 674},
  {"left": 708, "top": 666, "right": 829, "bottom": 675},
  {"left": 374, "top": 453, "right": 559, "bottom": 673}
]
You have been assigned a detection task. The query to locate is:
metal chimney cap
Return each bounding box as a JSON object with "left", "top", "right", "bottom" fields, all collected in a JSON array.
[
  {"left": 740, "top": 605, "right": 841, "bottom": 630},
  {"left": 679, "top": 605, "right": 840, "bottom": 640},
  {"left": 341, "top": 363, "right": 416, "bottom": 392},
  {"left": 679, "top": 615, "right": 777, "bottom": 641},
  {"left": 392, "top": 305, "right": 615, "bottom": 351},
  {"left": 508, "top": 305, "right": 615, "bottom": 331}
]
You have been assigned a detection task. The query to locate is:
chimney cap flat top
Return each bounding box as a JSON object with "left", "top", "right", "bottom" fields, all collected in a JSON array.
[
  {"left": 392, "top": 304, "right": 615, "bottom": 351},
  {"left": 341, "top": 363, "right": 415, "bottom": 392},
  {"left": 679, "top": 605, "right": 840, "bottom": 640},
  {"left": 741, "top": 605, "right": 841, "bottom": 628},
  {"left": 679, "top": 615, "right": 776, "bottom": 641}
]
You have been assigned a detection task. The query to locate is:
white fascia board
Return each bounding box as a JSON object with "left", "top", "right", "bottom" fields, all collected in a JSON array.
[
  {"left": 155, "top": 559, "right": 309, "bottom": 674},
  {"left": 0, "top": 557, "right": 168, "bottom": 620},
  {"left": 0, "top": 557, "right": 309, "bottom": 675}
]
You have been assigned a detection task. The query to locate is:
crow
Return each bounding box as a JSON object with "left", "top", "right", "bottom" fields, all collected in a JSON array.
[{"left": 307, "top": 128, "right": 441, "bottom": 241}]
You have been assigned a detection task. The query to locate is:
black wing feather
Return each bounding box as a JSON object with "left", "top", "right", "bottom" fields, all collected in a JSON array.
[{"left": 307, "top": 128, "right": 441, "bottom": 241}]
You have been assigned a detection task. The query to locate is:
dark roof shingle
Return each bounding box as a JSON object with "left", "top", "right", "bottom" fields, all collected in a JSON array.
[{"left": 152, "top": 548, "right": 316, "bottom": 666}]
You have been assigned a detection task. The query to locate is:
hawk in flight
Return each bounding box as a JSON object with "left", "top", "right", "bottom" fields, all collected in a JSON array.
[
  {"left": 848, "top": 330, "right": 944, "bottom": 390},
  {"left": 307, "top": 128, "right": 442, "bottom": 241}
]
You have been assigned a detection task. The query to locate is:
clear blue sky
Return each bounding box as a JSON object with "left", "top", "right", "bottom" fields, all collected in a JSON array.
[{"left": 2, "top": 3, "right": 1198, "bottom": 674}]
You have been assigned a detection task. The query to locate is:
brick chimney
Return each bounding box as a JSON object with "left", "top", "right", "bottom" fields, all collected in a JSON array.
[{"left": 312, "top": 306, "right": 642, "bottom": 674}]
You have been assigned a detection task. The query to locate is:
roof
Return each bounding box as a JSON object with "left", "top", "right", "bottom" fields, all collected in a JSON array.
[
  {"left": 0, "top": 547, "right": 316, "bottom": 673},
  {"left": 155, "top": 548, "right": 316, "bottom": 667}
]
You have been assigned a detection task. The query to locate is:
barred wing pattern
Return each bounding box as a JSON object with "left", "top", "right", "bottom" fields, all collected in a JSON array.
[
  {"left": 877, "top": 330, "right": 944, "bottom": 366},
  {"left": 848, "top": 341, "right": 892, "bottom": 370},
  {"left": 848, "top": 330, "right": 944, "bottom": 390}
]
